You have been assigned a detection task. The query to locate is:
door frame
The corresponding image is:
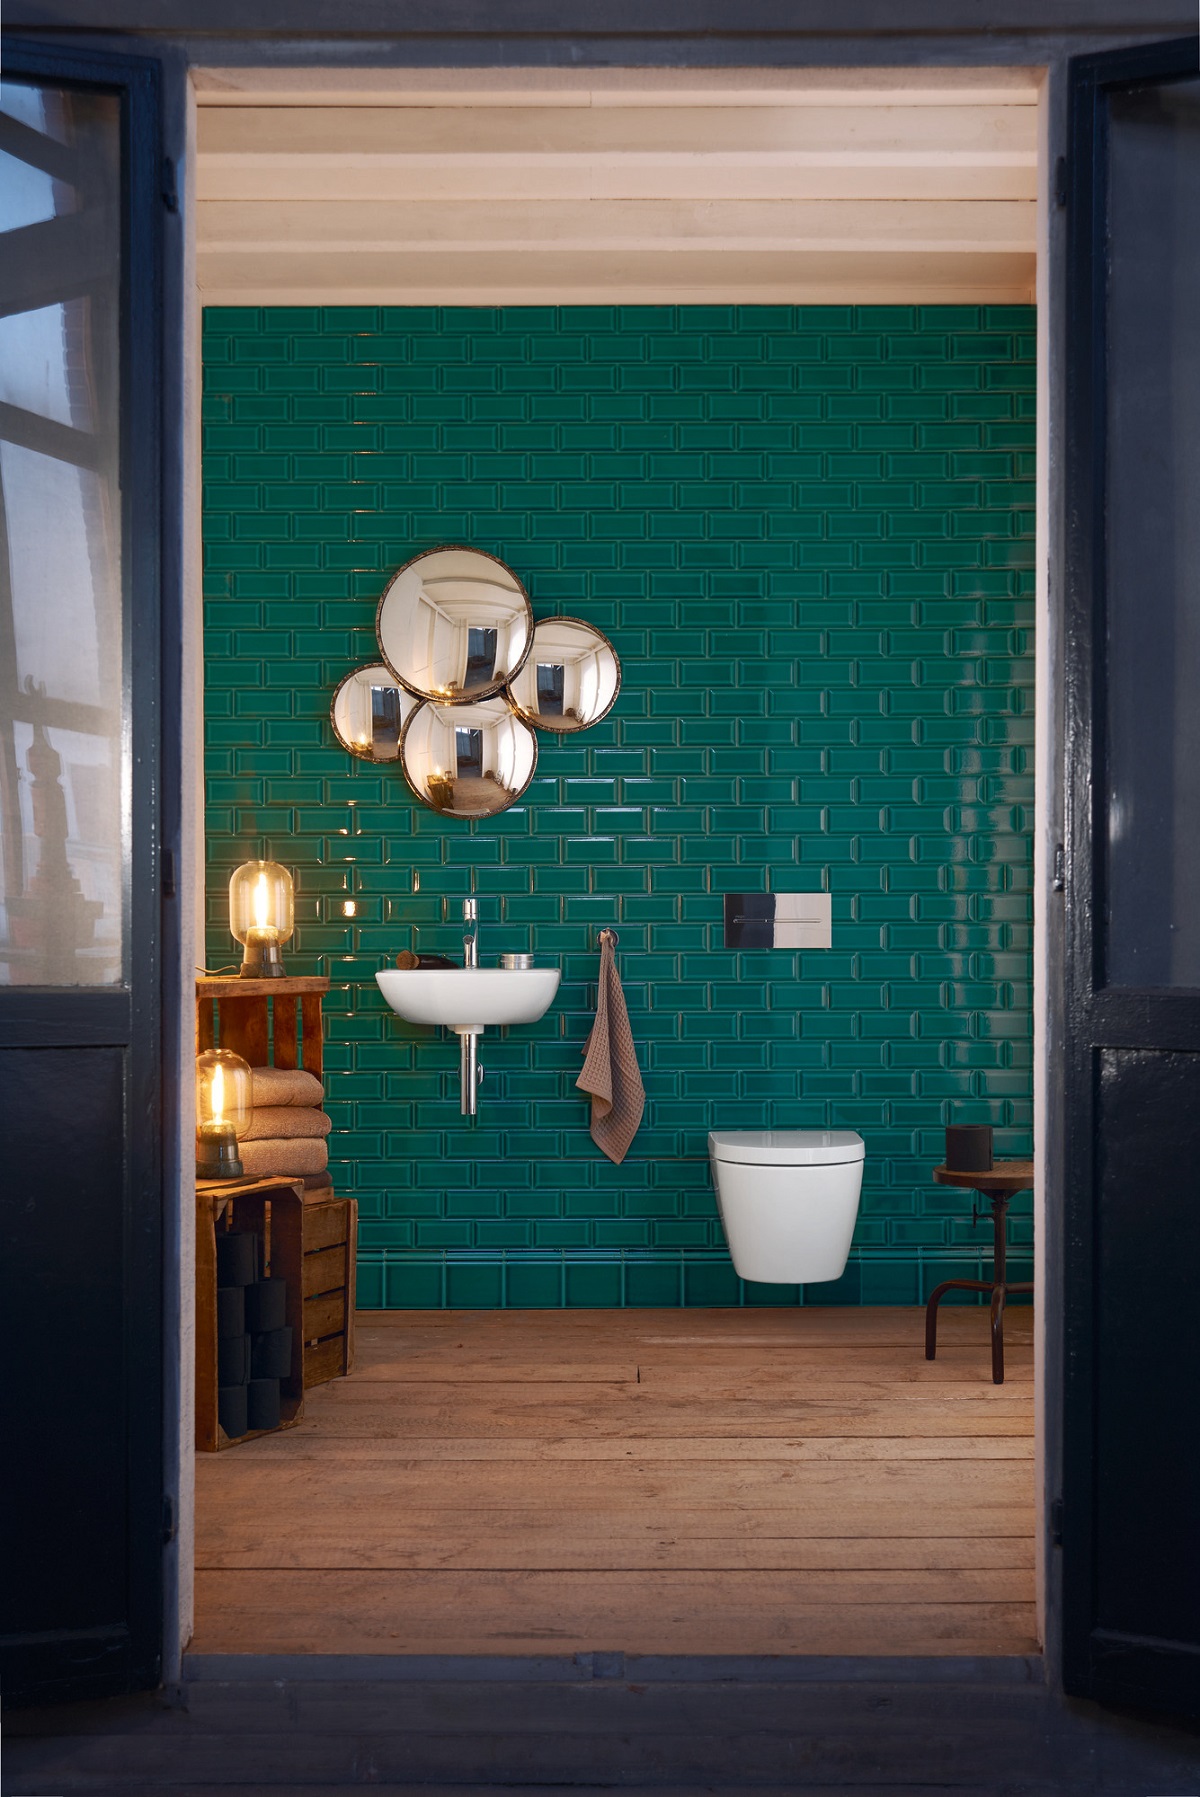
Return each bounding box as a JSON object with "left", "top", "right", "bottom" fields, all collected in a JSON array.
[{"left": 169, "top": 55, "right": 1058, "bottom": 1674}]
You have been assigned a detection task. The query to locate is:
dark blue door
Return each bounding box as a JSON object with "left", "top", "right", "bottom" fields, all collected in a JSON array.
[
  {"left": 1062, "top": 34, "right": 1200, "bottom": 1725},
  {"left": 0, "top": 41, "right": 166, "bottom": 1703}
]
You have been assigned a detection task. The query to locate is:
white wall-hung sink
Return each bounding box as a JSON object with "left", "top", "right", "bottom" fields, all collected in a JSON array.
[
  {"left": 376, "top": 966, "right": 560, "bottom": 1030},
  {"left": 375, "top": 965, "right": 560, "bottom": 1115}
]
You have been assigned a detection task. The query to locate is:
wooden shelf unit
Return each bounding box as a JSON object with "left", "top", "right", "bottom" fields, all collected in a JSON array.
[
  {"left": 195, "top": 1178, "right": 306, "bottom": 1452},
  {"left": 303, "top": 1196, "right": 358, "bottom": 1387},
  {"left": 195, "top": 974, "right": 357, "bottom": 1389},
  {"left": 196, "top": 973, "right": 330, "bottom": 1074}
]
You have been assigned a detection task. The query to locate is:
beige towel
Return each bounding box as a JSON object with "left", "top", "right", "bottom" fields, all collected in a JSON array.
[
  {"left": 240, "top": 1137, "right": 329, "bottom": 1178},
  {"left": 242, "top": 1106, "right": 332, "bottom": 1143},
  {"left": 577, "top": 930, "right": 644, "bottom": 1164},
  {"left": 249, "top": 1066, "right": 324, "bottom": 1108}
]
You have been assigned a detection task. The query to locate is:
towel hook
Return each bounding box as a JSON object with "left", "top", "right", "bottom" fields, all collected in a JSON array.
[{"left": 598, "top": 927, "right": 619, "bottom": 948}]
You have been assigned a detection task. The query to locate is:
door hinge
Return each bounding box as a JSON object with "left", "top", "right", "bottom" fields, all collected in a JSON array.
[
  {"left": 162, "top": 157, "right": 179, "bottom": 213},
  {"left": 163, "top": 847, "right": 178, "bottom": 900},
  {"left": 162, "top": 1494, "right": 177, "bottom": 1545},
  {"left": 1051, "top": 1497, "right": 1064, "bottom": 1546},
  {"left": 1054, "top": 156, "right": 1069, "bottom": 209},
  {"left": 1052, "top": 844, "right": 1065, "bottom": 892}
]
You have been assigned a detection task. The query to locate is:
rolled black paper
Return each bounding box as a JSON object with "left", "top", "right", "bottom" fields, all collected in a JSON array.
[
  {"left": 251, "top": 1327, "right": 293, "bottom": 1380},
  {"left": 218, "top": 1332, "right": 251, "bottom": 1385},
  {"left": 218, "top": 1384, "right": 248, "bottom": 1439},
  {"left": 244, "top": 1277, "right": 287, "bottom": 1333},
  {"left": 247, "top": 1377, "right": 281, "bottom": 1432},
  {"left": 945, "top": 1124, "right": 994, "bottom": 1172},
  {"left": 216, "top": 1285, "right": 245, "bottom": 1338},
  {"left": 215, "top": 1231, "right": 257, "bottom": 1287}
]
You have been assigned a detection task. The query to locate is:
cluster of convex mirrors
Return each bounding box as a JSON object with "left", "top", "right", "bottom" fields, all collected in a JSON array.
[{"left": 331, "top": 547, "right": 622, "bottom": 820}]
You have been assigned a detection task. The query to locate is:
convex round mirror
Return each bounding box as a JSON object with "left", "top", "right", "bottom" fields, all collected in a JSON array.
[
  {"left": 506, "top": 616, "right": 621, "bottom": 732},
  {"left": 377, "top": 547, "right": 533, "bottom": 704},
  {"left": 330, "top": 663, "right": 417, "bottom": 762},
  {"left": 401, "top": 697, "right": 538, "bottom": 819}
]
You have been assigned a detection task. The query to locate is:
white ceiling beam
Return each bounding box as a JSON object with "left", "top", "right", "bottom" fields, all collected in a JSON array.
[
  {"left": 197, "top": 160, "right": 1036, "bottom": 204},
  {"left": 197, "top": 104, "right": 1036, "bottom": 162},
  {"left": 192, "top": 65, "right": 1042, "bottom": 108},
  {"left": 198, "top": 197, "right": 1035, "bottom": 256},
  {"left": 197, "top": 248, "right": 1036, "bottom": 305}
]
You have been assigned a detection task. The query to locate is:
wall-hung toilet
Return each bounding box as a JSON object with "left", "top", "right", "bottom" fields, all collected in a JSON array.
[{"left": 708, "top": 1129, "right": 866, "bottom": 1284}]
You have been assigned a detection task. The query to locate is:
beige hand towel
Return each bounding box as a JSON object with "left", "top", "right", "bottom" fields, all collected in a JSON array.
[
  {"left": 240, "top": 1137, "right": 329, "bottom": 1178},
  {"left": 577, "top": 930, "right": 644, "bottom": 1164},
  {"left": 250, "top": 1066, "right": 324, "bottom": 1107},
  {"left": 242, "top": 1105, "right": 332, "bottom": 1143}
]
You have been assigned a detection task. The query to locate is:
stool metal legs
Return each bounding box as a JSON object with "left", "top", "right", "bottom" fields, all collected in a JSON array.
[{"left": 924, "top": 1190, "right": 1033, "bottom": 1383}]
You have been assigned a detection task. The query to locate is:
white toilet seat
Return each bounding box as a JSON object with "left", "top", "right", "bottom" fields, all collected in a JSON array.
[
  {"left": 709, "top": 1128, "right": 865, "bottom": 1167},
  {"left": 708, "top": 1129, "right": 866, "bottom": 1284}
]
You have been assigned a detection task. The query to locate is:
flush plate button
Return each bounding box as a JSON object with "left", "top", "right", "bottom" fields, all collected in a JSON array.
[{"left": 724, "top": 892, "right": 832, "bottom": 950}]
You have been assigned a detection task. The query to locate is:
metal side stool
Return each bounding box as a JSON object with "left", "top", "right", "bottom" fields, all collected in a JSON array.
[{"left": 926, "top": 1159, "right": 1034, "bottom": 1384}]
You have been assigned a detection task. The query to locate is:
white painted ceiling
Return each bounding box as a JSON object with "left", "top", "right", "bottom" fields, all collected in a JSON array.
[{"left": 194, "top": 66, "right": 1040, "bottom": 306}]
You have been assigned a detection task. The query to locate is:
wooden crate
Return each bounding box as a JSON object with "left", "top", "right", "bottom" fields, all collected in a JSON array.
[
  {"left": 196, "top": 973, "right": 329, "bottom": 1075},
  {"left": 302, "top": 1196, "right": 358, "bottom": 1388},
  {"left": 196, "top": 1179, "right": 306, "bottom": 1451}
]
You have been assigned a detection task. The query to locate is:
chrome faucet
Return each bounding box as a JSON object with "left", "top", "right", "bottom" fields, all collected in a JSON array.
[{"left": 463, "top": 897, "right": 479, "bottom": 968}]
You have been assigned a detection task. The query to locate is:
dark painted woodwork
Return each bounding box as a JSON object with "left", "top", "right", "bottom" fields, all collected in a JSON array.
[
  {"left": 3, "top": 0, "right": 1198, "bottom": 32},
  {"left": 0, "top": 1050, "right": 128, "bottom": 1662},
  {"left": 1062, "top": 33, "right": 1200, "bottom": 1727},
  {"left": 0, "top": 39, "right": 166, "bottom": 1707}
]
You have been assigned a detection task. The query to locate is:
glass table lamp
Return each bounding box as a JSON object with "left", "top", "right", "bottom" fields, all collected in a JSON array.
[
  {"left": 229, "top": 859, "right": 294, "bottom": 978},
  {"left": 196, "top": 1049, "right": 253, "bottom": 1179}
]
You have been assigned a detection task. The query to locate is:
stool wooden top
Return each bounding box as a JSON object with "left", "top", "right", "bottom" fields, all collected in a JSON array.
[{"left": 933, "top": 1159, "right": 1033, "bottom": 1195}]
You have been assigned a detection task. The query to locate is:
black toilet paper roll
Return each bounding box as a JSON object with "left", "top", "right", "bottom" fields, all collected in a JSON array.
[
  {"left": 218, "top": 1332, "right": 251, "bottom": 1385},
  {"left": 244, "top": 1277, "right": 287, "bottom": 1333},
  {"left": 216, "top": 1285, "right": 245, "bottom": 1338},
  {"left": 215, "top": 1231, "right": 257, "bottom": 1287},
  {"left": 218, "top": 1384, "right": 248, "bottom": 1439},
  {"left": 247, "top": 1377, "right": 281, "bottom": 1432},
  {"left": 251, "top": 1327, "right": 293, "bottom": 1380},
  {"left": 945, "top": 1124, "right": 994, "bottom": 1172}
]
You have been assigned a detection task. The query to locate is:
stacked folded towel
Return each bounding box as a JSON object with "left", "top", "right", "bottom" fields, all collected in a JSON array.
[{"left": 242, "top": 1067, "right": 333, "bottom": 1188}]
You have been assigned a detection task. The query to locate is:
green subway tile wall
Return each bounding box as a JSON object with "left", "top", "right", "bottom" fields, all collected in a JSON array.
[{"left": 203, "top": 305, "right": 1035, "bottom": 1309}]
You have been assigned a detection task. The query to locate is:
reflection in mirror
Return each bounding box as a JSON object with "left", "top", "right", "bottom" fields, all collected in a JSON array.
[
  {"left": 401, "top": 698, "right": 538, "bottom": 819},
  {"left": 506, "top": 617, "right": 621, "bottom": 733},
  {"left": 330, "top": 663, "right": 417, "bottom": 762},
  {"left": 376, "top": 547, "right": 533, "bottom": 703}
]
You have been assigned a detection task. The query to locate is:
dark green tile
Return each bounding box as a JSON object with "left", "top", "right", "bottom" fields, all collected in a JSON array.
[{"left": 204, "top": 304, "right": 1035, "bottom": 1308}]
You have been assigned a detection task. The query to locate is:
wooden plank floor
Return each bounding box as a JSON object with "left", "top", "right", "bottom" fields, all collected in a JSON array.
[{"left": 193, "top": 1305, "right": 1036, "bottom": 1658}]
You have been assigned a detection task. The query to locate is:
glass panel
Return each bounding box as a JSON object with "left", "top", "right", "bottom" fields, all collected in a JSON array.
[
  {"left": 0, "top": 305, "right": 94, "bottom": 428},
  {"left": 0, "top": 82, "right": 123, "bottom": 986},
  {"left": 1104, "top": 78, "right": 1200, "bottom": 988}
]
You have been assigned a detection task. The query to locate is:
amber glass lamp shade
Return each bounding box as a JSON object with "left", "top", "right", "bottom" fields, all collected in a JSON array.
[
  {"left": 196, "top": 1049, "right": 253, "bottom": 1180},
  {"left": 229, "top": 859, "right": 294, "bottom": 978}
]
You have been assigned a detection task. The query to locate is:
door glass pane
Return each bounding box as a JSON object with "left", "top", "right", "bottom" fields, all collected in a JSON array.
[
  {"left": 1104, "top": 78, "right": 1200, "bottom": 988},
  {"left": 0, "top": 81, "right": 123, "bottom": 985}
]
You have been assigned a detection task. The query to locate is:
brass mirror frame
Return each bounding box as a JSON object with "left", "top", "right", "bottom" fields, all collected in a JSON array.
[
  {"left": 505, "top": 615, "right": 622, "bottom": 734},
  {"left": 375, "top": 544, "right": 535, "bottom": 705},
  {"left": 399, "top": 695, "right": 540, "bottom": 820},
  {"left": 329, "top": 662, "right": 417, "bottom": 762}
]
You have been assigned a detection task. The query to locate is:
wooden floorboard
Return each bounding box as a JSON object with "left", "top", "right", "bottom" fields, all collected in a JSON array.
[{"left": 193, "top": 1306, "right": 1036, "bottom": 1657}]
